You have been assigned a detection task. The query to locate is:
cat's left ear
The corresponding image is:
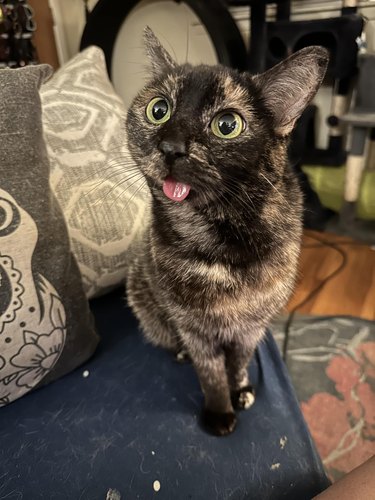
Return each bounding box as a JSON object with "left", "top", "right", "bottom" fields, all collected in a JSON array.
[
  {"left": 143, "top": 26, "right": 177, "bottom": 75},
  {"left": 254, "top": 47, "right": 329, "bottom": 136}
]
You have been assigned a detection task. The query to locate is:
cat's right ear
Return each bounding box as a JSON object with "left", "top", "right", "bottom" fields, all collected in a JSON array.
[{"left": 143, "top": 26, "right": 177, "bottom": 75}]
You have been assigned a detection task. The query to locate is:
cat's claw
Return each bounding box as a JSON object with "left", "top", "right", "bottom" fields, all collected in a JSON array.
[
  {"left": 231, "top": 385, "right": 255, "bottom": 410},
  {"left": 174, "top": 349, "right": 190, "bottom": 364},
  {"left": 202, "top": 410, "right": 237, "bottom": 436}
]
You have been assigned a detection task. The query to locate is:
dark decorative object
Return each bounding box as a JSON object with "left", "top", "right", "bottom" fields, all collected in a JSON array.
[{"left": 0, "top": 0, "right": 38, "bottom": 68}]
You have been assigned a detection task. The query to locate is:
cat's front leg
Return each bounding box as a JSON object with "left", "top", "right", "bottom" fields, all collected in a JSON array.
[
  {"left": 183, "top": 335, "right": 236, "bottom": 436},
  {"left": 127, "top": 261, "right": 180, "bottom": 351},
  {"left": 225, "top": 342, "right": 256, "bottom": 411}
]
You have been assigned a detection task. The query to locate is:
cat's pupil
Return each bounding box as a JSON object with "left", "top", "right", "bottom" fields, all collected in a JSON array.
[
  {"left": 218, "top": 114, "right": 238, "bottom": 135},
  {"left": 152, "top": 100, "right": 168, "bottom": 120}
]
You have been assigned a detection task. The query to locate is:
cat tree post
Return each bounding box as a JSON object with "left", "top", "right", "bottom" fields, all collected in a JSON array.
[
  {"left": 339, "top": 53, "right": 375, "bottom": 226},
  {"left": 340, "top": 127, "right": 369, "bottom": 225},
  {"left": 367, "top": 128, "right": 375, "bottom": 170},
  {"left": 325, "top": 0, "right": 360, "bottom": 165}
]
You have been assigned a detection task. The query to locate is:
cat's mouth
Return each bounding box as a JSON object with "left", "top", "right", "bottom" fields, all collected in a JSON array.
[{"left": 162, "top": 176, "right": 191, "bottom": 202}]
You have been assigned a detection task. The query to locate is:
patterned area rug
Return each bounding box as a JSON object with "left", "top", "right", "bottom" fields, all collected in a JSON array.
[{"left": 272, "top": 315, "right": 375, "bottom": 482}]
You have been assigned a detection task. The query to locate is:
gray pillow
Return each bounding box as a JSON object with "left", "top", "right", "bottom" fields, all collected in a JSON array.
[
  {"left": 41, "top": 46, "right": 150, "bottom": 298},
  {"left": 0, "top": 65, "right": 99, "bottom": 406}
]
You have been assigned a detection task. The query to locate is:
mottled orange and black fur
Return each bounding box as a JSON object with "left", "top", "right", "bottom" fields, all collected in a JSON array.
[{"left": 126, "top": 28, "right": 328, "bottom": 435}]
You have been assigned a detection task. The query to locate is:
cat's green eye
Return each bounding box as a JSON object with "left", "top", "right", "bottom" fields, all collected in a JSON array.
[
  {"left": 211, "top": 111, "right": 244, "bottom": 139},
  {"left": 146, "top": 97, "right": 171, "bottom": 124}
]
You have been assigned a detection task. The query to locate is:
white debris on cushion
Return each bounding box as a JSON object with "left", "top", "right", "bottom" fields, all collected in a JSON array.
[
  {"left": 153, "top": 480, "right": 161, "bottom": 492},
  {"left": 280, "top": 436, "right": 288, "bottom": 449}
]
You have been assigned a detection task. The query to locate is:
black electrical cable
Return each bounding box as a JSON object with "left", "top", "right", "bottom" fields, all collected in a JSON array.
[
  {"left": 303, "top": 240, "right": 373, "bottom": 249},
  {"left": 282, "top": 233, "right": 352, "bottom": 361}
]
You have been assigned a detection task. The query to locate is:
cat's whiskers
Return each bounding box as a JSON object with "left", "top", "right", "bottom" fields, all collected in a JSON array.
[
  {"left": 106, "top": 176, "right": 148, "bottom": 212},
  {"left": 69, "top": 157, "right": 140, "bottom": 187},
  {"left": 104, "top": 159, "right": 141, "bottom": 168},
  {"left": 221, "top": 180, "right": 263, "bottom": 260},
  {"left": 220, "top": 184, "right": 266, "bottom": 264},
  {"left": 81, "top": 170, "right": 145, "bottom": 201},
  {"left": 240, "top": 187, "right": 260, "bottom": 215},
  {"left": 214, "top": 187, "right": 254, "bottom": 248},
  {"left": 105, "top": 162, "right": 142, "bottom": 172},
  {"left": 103, "top": 167, "right": 142, "bottom": 178},
  {"left": 258, "top": 171, "right": 288, "bottom": 204},
  {"left": 75, "top": 169, "right": 138, "bottom": 197},
  {"left": 105, "top": 153, "right": 137, "bottom": 161},
  {"left": 220, "top": 178, "right": 258, "bottom": 215}
]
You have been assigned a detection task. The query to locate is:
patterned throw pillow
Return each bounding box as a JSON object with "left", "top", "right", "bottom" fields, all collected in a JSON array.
[
  {"left": 41, "top": 47, "right": 150, "bottom": 298},
  {"left": 0, "top": 65, "right": 99, "bottom": 406}
]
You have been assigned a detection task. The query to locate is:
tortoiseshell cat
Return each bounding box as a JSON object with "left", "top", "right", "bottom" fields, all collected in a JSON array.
[{"left": 126, "top": 28, "right": 328, "bottom": 435}]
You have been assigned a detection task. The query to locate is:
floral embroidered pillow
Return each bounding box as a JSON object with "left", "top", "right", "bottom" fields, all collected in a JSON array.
[{"left": 0, "top": 65, "right": 99, "bottom": 406}]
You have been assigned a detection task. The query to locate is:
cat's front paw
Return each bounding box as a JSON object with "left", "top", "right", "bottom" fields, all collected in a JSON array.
[
  {"left": 231, "top": 385, "right": 255, "bottom": 410},
  {"left": 202, "top": 409, "right": 237, "bottom": 436}
]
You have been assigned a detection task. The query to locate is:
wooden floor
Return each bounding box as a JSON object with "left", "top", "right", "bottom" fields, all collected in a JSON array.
[{"left": 286, "top": 230, "right": 375, "bottom": 321}]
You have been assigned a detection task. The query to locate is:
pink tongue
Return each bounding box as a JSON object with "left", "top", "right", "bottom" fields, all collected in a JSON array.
[{"left": 162, "top": 176, "right": 191, "bottom": 202}]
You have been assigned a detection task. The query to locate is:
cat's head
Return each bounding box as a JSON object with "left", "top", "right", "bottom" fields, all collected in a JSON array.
[{"left": 127, "top": 27, "right": 328, "bottom": 205}]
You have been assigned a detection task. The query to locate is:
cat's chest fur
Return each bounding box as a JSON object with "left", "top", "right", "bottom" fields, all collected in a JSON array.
[{"left": 142, "top": 194, "right": 301, "bottom": 342}]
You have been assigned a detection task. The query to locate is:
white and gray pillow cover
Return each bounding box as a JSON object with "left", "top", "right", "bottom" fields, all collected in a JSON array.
[{"left": 41, "top": 47, "right": 150, "bottom": 298}]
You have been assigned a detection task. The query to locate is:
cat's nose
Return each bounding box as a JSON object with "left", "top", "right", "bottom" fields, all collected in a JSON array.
[{"left": 158, "top": 139, "right": 187, "bottom": 160}]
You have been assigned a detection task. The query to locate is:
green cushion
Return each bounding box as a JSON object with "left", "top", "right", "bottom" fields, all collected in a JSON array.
[{"left": 303, "top": 164, "right": 375, "bottom": 220}]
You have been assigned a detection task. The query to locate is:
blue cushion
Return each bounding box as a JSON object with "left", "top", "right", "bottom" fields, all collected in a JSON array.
[{"left": 0, "top": 288, "right": 329, "bottom": 499}]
